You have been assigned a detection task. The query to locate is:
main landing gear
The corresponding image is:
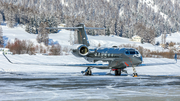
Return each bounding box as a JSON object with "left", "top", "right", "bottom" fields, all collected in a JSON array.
[
  {"left": 112, "top": 69, "right": 121, "bottom": 76},
  {"left": 81, "top": 67, "right": 92, "bottom": 76},
  {"left": 115, "top": 69, "right": 121, "bottom": 76}
]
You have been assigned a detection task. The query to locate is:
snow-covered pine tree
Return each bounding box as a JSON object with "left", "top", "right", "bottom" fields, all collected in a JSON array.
[
  {"left": 5, "top": 4, "right": 16, "bottom": 28},
  {"left": 48, "top": 16, "right": 58, "bottom": 33},
  {"left": 106, "top": 28, "right": 110, "bottom": 36},
  {"left": 25, "top": 23, "right": 30, "bottom": 33},
  {"left": 1, "top": 0, "right": 180, "bottom": 41}
]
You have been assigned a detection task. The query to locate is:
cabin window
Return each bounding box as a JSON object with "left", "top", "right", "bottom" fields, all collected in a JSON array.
[
  {"left": 104, "top": 54, "right": 107, "bottom": 57},
  {"left": 108, "top": 54, "right": 111, "bottom": 57},
  {"left": 98, "top": 53, "right": 101, "bottom": 57},
  {"left": 95, "top": 53, "right": 97, "bottom": 56},
  {"left": 111, "top": 54, "right": 114, "bottom": 57}
]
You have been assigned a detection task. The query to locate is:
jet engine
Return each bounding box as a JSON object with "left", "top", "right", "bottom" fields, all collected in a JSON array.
[{"left": 71, "top": 44, "right": 89, "bottom": 57}]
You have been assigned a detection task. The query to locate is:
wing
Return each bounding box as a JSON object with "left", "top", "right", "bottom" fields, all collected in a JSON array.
[{"left": 3, "top": 53, "right": 109, "bottom": 67}]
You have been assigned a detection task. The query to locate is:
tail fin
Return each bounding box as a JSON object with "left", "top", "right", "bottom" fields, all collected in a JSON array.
[
  {"left": 46, "top": 23, "right": 105, "bottom": 47},
  {"left": 76, "top": 24, "right": 90, "bottom": 46},
  {"left": 175, "top": 54, "right": 177, "bottom": 63}
]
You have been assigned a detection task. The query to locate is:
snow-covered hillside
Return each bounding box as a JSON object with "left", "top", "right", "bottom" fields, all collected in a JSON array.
[
  {"left": 155, "top": 32, "right": 180, "bottom": 44},
  {"left": 2, "top": 25, "right": 163, "bottom": 51},
  {"left": 0, "top": 25, "right": 180, "bottom": 76}
]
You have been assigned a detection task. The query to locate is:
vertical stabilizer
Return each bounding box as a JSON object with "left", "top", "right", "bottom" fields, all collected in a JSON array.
[{"left": 76, "top": 24, "right": 90, "bottom": 46}]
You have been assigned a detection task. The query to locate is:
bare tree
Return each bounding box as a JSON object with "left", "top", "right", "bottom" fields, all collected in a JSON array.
[
  {"left": 134, "top": 23, "right": 155, "bottom": 44},
  {"left": 37, "top": 22, "right": 49, "bottom": 46},
  {"left": 50, "top": 44, "right": 62, "bottom": 55}
]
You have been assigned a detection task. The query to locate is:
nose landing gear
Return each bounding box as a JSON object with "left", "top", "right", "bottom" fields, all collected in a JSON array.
[{"left": 133, "top": 73, "right": 138, "bottom": 77}]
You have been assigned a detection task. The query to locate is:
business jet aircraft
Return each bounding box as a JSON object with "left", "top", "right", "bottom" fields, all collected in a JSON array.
[{"left": 3, "top": 23, "right": 177, "bottom": 77}]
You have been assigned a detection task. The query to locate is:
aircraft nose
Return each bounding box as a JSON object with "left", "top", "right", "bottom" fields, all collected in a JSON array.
[{"left": 134, "top": 55, "right": 143, "bottom": 63}]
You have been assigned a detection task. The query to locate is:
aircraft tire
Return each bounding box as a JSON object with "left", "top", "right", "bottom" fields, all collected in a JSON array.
[
  {"left": 89, "top": 70, "right": 92, "bottom": 75},
  {"left": 85, "top": 70, "right": 92, "bottom": 75},
  {"left": 115, "top": 69, "right": 121, "bottom": 76}
]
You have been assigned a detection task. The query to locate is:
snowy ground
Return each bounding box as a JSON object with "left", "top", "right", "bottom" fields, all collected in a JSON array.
[
  {"left": 1, "top": 54, "right": 180, "bottom": 76},
  {"left": 0, "top": 54, "right": 180, "bottom": 100}
]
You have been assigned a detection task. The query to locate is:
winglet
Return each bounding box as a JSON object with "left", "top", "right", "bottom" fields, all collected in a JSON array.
[
  {"left": 175, "top": 54, "right": 177, "bottom": 63},
  {"left": 3, "top": 52, "right": 13, "bottom": 64}
]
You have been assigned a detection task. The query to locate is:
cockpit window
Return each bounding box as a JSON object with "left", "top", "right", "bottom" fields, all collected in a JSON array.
[
  {"left": 135, "top": 51, "right": 139, "bottom": 54},
  {"left": 125, "top": 49, "right": 139, "bottom": 55},
  {"left": 125, "top": 51, "right": 129, "bottom": 54},
  {"left": 130, "top": 51, "right": 135, "bottom": 54}
]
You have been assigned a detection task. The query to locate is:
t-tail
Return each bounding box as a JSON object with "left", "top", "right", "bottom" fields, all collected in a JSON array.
[
  {"left": 76, "top": 24, "right": 90, "bottom": 46},
  {"left": 46, "top": 23, "right": 105, "bottom": 47}
]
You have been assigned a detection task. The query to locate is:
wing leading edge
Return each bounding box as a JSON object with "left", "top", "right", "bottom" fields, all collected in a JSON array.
[{"left": 3, "top": 53, "right": 109, "bottom": 67}]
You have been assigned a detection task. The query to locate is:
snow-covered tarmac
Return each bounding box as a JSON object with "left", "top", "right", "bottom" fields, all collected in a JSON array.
[
  {"left": 0, "top": 54, "right": 180, "bottom": 100},
  {"left": 1, "top": 73, "right": 180, "bottom": 101}
]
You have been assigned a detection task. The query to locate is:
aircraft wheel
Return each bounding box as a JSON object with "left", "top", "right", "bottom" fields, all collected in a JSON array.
[
  {"left": 85, "top": 70, "right": 92, "bottom": 75},
  {"left": 89, "top": 70, "right": 92, "bottom": 75},
  {"left": 115, "top": 69, "right": 121, "bottom": 76},
  {"left": 133, "top": 73, "right": 138, "bottom": 77}
]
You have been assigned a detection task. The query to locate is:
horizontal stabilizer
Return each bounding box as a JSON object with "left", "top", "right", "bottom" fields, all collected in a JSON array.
[
  {"left": 46, "top": 27, "right": 106, "bottom": 30},
  {"left": 85, "top": 27, "right": 106, "bottom": 30},
  {"left": 46, "top": 27, "right": 83, "bottom": 30}
]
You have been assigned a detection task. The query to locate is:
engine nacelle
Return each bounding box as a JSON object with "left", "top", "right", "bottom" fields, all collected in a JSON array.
[{"left": 71, "top": 44, "right": 89, "bottom": 57}]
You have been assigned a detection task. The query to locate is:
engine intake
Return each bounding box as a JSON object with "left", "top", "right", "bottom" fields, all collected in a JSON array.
[
  {"left": 71, "top": 44, "right": 89, "bottom": 57},
  {"left": 79, "top": 46, "right": 88, "bottom": 55}
]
